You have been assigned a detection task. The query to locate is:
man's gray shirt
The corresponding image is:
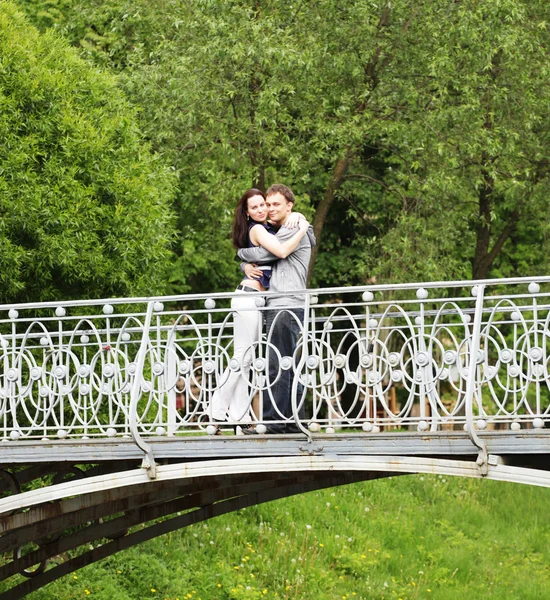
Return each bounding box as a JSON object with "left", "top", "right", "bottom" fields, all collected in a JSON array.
[{"left": 237, "top": 226, "right": 316, "bottom": 307}]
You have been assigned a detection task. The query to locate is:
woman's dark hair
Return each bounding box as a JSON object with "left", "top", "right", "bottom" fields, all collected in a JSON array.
[{"left": 232, "top": 188, "right": 265, "bottom": 249}]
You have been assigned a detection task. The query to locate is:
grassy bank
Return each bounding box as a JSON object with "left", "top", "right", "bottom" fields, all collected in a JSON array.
[{"left": 15, "top": 474, "right": 550, "bottom": 599}]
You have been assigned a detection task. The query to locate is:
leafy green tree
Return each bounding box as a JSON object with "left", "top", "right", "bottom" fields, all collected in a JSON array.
[
  {"left": 377, "top": 0, "right": 550, "bottom": 282},
  {"left": 16, "top": 0, "right": 550, "bottom": 291},
  {"left": 0, "top": 2, "right": 176, "bottom": 303}
]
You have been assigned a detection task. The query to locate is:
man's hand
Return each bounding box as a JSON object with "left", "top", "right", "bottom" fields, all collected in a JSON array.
[
  {"left": 285, "top": 212, "right": 305, "bottom": 228},
  {"left": 243, "top": 263, "right": 263, "bottom": 279}
]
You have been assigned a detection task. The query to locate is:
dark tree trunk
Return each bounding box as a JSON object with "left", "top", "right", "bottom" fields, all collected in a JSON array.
[
  {"left": 307, "top": 152, "right": 352, "bottom": 285},
  {"left": 472, "top": 170, "right": 520, "bottom": 279}
]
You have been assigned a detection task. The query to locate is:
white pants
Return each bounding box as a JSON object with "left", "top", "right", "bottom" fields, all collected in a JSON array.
[{"left": 211, "top": 290, "right": 261, "bottom": 422}]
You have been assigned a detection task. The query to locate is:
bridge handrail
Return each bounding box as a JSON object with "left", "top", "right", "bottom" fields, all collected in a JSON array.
[{"left": 0, "top": 276, "right": 548, "bottom": 455}]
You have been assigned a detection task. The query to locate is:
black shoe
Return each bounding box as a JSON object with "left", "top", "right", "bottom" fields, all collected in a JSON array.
[
  {"left": 242, "top": 425, "right": 284, "bottom": 435},
  {"left": 242, "top": 426, "right": 259, "bottom": 435}
]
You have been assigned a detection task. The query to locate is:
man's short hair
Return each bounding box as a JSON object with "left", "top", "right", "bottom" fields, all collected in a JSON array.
[{"left": 266, "top": 183, "right": 295, "bottom": 205}]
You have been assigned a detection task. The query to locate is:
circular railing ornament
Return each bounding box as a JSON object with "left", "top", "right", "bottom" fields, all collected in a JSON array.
[
  {"left": 102, "top": 364, "right": 115, "bottom": 379},
  {"left": 362, "top": 291, "right": 374, "bottom": 302},
  {"left": 323, "top": 321, "right": 333, "bottom": 331},
  {"left": 55, "top": 307, "right": 66, "bottom": 318},
  {"left": 57, "top": 429, "right": 68, "bottom": 439},
  {"left": 308, "top": 422, "right": 321, "bottom": 432},
  {"left": 438, "top": 368, "right": 449, "bottom": 380},
  {"left": 484, "top": 366, "right": 497, "bottom": 380},
  {"left": 204, "top": 298, "right": 215, "bottom": 310},
  {"left": 78, "top": 365, "right": 90, "bottom": 378},
  {"left": 203, "top": 360, "right": 215, "bottom": 374},
  {"left": 229, "top": 358, "right": 240, "bottom": 372},
  {"left": 80, "top": 335, "right": 89, "bottom": 344},
  {"left": 310, "top": 295, "right": 319, "bottom": 305},
  {"left": 533, "top": 418, "right": 545, "bottom": 429},
  {"left": 443, "top": 350, "right": 456, "bottom": 365},
  {"left": 152, "top": 362, "right": 164, "bottom": 376},
  {"left": 415, "top": 352, "right": 429, "bottom": 367},
  {"left": 334, "top": 354, "right": 346, "bottom": 369},
  {"left": 54, "top": 366, "right": 67, "bottom": 380},
  {"left": 508, "top": 365, "right": 520, "bottom": 378},
  {"left": 306, "top": 355, "right": 320, "bottom": 369},
  {"left": 529, "top": 347, "right": 543, "bottom": 362},
  {"left": 499, "top": 349, "right": 513, "bottom": 364},
  {"left": 255, "top": 424, "right": 267, "bottom": 434},
  {"left": 362, "top": 422, "right": 373, "bottom": 432},
  {"left": 254, "top": 358, "right": 266, "bottom": 372},
  {"left": 121, "top": 332, "right": 131, "bottom": 342},
  {"left": 510, "top": 311, "right": 522, "bottom": 322},
  {"left": 153, "top": 301, "right": 164, "bottom": 312},
  {"left": 6, "top": 368, "right": 18, "bottom": 382},
  {"left": 30, "top": 367, "right": 42, "bottom": 380},
  {"left": 416, "top": 288, "right": 428, "bottom": 300},
  {"left": 280, "top": 356, "right": 293, "bottom": 371},
  {"left": 255, "top": 296, "right": 266, "bottom": 308},
  {"left": 417, "top": 420, "right": 429, "bottom": 431},
  {"left": 476, "top": 419, "right": 487, "bottom": 430},
  {"left": 391, "top": 370, "right": 403, "bottom": 382},
  {"left": 8, "top": 309, "right": 18, "bottom": 320},
  {"left": 103, "top": 304, "right": 114, "bottom": 315},
  {"left": 368, "top": 318, "right": 378, "bottom": 329},
  {"left": 510, "top": 421, "right": 521, "bottom": 431},
  {"left": 40, "top": 337, "right": 49, "bottom": 347},
  {"left": 360, "top": 354, "right": 373, "bottom": 368},
  {"left": 155, "top": 426, "right": 166, "bottom": 436},
  {"left": 79, "top": 384, "right": 90, "bottom": 395},
  {"left": 106, "top": 428, "right": 117, "bottom": 437},
  {"left": 178, "top": 361, "right": 190, "bottom": 375},
  {"left": 10, "top": 430, "right": 21, "bottom": 441},
  {"left": 528, "top": 282, "right": 540, "bottom": 294},
  {"left": 388, "top": 352, "right": 400, "bottom": 367}
]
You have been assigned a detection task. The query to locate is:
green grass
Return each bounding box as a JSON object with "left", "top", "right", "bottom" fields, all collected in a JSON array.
[{"left": 10, "top": 475, "right": 550, "bottom": 599}]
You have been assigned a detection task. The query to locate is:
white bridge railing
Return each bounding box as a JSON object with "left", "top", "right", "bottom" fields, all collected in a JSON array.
[{"left": 1, "top": 277, "right": 549, "bottom": 443}]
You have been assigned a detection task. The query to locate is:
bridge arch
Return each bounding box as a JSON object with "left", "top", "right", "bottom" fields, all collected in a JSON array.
[{"left": 0, "top": 454, "right": 548, "bottom": 599}]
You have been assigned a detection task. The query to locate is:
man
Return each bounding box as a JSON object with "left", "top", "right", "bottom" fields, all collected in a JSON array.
[{"left": 237, "top": 183, "right": 315, "bottom": 433}]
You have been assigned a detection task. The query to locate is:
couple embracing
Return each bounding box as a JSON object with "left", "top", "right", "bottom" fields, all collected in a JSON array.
[{"left": 211, "top": 184, "right": 315, "bottom": 434}]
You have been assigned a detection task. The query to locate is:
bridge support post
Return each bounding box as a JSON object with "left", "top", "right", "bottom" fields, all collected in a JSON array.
[
  {"left": 129, "top": 301, "right": 157, "bottom": 479},
  {"left": 465, "top": 285, "right": 488, "bottom": 475}
]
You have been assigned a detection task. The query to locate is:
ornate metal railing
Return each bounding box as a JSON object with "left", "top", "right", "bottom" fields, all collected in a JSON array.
[{"left": 0, "top": 277, "right": 549, "bottom": 443}]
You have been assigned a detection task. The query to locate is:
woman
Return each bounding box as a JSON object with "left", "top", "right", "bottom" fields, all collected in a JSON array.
[{"left": 210, "top": 188, "right": 309, "bottom": 434}]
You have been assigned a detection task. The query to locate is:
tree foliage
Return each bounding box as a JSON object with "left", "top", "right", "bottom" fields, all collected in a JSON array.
[
  {"left": 0, "top": 2, "right": 176, "bottom": 303},
  {"left": 13, "top": 0, "right": 550, "bottom": 294}
]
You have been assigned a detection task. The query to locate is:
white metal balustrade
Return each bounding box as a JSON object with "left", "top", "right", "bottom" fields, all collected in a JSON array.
[{"left": 0, "top": 276, "right": 549, "bottom": 445}]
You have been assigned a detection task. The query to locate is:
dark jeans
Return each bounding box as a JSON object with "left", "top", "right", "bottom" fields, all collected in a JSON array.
[{"left": 264, "top": 307, "right": 305, "bottom": 430}]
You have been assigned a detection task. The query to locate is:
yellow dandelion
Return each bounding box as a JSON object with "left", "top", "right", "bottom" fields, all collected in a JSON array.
[
  {"left": 217, "top": 584, "right": 221, "bottom": 588},
  {"left": 73, "top": 575, "right": 78, "bottom": 580},
  {"left": 84, "top": 591, "right": 90, "bottom": 596},
  {"left": 319, "top": 544, "right": 324, "bottom": 547},
  {"left": 151, "top": 589, "right": 156, "bottom": 593}
]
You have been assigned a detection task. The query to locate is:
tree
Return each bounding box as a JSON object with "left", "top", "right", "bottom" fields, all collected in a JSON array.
[
  {"left": 16, "top": 0, "right": 550, "bottom": 291},
  {"left": 0, "top": 2, "right": 176, "bottom": 303}
]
